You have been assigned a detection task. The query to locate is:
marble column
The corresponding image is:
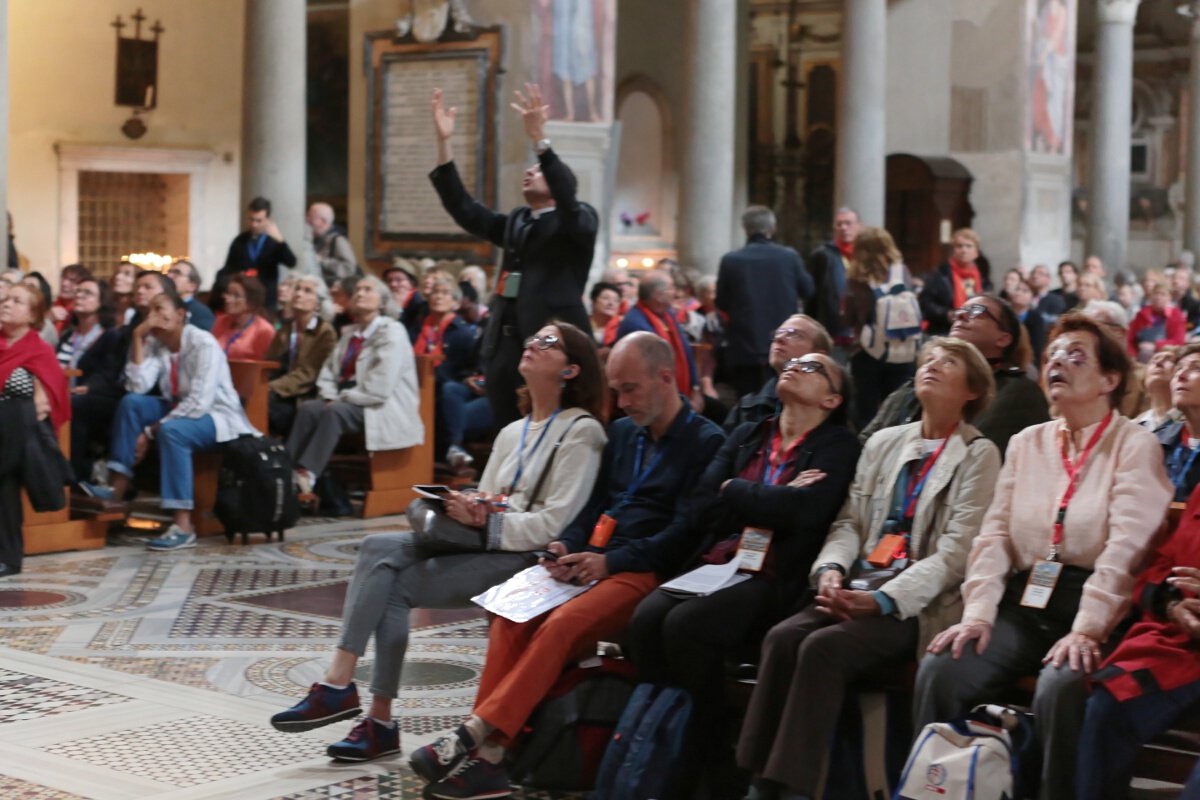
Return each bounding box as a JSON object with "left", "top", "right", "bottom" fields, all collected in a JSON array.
[
  {"left": 1087, "top": 0, "right": 1140, "bottom": 271},
  {"left": 677, "top": 0, "right": 736, "bottom": 274},
  {"left": 1186, "top": 1, "right": 1200, "bottom": 256},
  {"left": 836, "top": 0, "right": 886, "bottom": 226},
  {"left": 241, "top": 0, "right": 306, "bottom": 250}
]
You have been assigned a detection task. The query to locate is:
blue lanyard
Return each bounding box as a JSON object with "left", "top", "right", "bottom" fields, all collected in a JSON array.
[
  {"left": 509, "top": 409, "right": 560, "bottom": 490},
  {"left": 615, "top": 410, "right": 695, "bottom": 508},
  {"left": 223, "top": 316, "right": 257, "bottom": 355},
  {"left": 288, "top": 327, "right": 299, "bottom": 366},
  {"left": 1169, "top": 439, "right": 1200, "bottom": 494}
]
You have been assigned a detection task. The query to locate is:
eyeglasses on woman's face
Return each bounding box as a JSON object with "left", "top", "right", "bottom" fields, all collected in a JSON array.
[
  {"left": 782, "top": 357, "right": 839, "bottom": 395},
  {"left": 524, "top": 334, "right": 564, "bottom": 352},
  {"left": 952, "top": 303, "right": 1002, "bottom": 326}
]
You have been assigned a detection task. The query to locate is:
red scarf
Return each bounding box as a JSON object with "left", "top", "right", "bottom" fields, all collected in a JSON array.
[
  {"left": 835, "top": 240, "right": 855, "bottom": 259},
  {"left": 949, "top": 259, "right": 983, "bottom": 309},
  {"left": 602, "top": 314, "right": 622, "bottom": 347},
  {"left": 0, "top": 328, "right": 70, "bottom": 430},
  {"left": 414, "top": 313, "right": 456, "bottom": 366},
  {"left": 637, "top": 302, "right": 691, "bottom": 395}
]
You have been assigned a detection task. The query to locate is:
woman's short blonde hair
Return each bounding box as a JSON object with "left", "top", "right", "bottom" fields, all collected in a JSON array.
[
  {"left": 952, "top": 228, "right": 981, "bottom": 249},
  {"left": 427, "top": 271, "right": 463, "bottom": 302},
  {"left": 918, "top": 336, "right": 996, "bottom": 422}
]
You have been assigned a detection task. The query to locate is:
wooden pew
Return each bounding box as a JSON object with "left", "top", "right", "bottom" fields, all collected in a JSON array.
[
  {"left": 193, "top": 359, "right": 276, "bottom": 537},
  {"left": 331, "top": 355, "right": 436, "bottom": 519}
]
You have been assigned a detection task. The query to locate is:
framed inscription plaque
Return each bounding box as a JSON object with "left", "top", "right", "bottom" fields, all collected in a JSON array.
[{"left": 364, "top": 25, "right": 503, "bottom": 267}]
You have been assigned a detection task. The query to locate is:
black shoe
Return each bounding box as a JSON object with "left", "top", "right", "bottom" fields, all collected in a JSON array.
[{"left": 0, "top": 563, "right": 22, "bottom": 578}]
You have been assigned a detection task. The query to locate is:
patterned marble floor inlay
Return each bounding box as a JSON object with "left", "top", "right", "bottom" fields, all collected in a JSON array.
[
  {"left": 0, "top": 670, "right": 129, "bottom": 723},
  {"left": 0, "top": 516, "right": 592, "bottom": 799},
  {"left": 44, "top": 715, "right": 328, "bottom": 787}
]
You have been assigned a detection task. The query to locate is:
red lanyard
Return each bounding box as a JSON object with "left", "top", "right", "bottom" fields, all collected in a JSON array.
[
  {"left": 169, "top": 355, "right": 180, "bottom": 402},
  {"left": 762, "top": 424, "right": 808, "bottom": 485},
  {"left": 1052, "top": 411, "right": 1113, "bottom": 558},
  {"left": 903, "top": 425, "right": 957, "bottom": 518}
]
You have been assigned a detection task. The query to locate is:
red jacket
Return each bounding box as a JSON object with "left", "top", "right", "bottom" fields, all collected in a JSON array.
[
  {"left": 1127, "top": 305, "right": 1187, "bottom": 354},
  {"left": 1096, "top": 490, "right": 1200, "bottom": 701}
]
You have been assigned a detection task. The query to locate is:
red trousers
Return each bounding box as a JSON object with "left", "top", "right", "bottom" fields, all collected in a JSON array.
[{"left": 473, "top": 570, "right": 659, "bottom": 740}]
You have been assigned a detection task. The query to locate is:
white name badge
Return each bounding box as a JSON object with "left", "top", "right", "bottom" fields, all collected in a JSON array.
[
  {"left": 736, "top": 528, "right": 773, "bottom": 573},
  {"left": 1020, "top": 559, "right": 1064, "bottom": 610}
]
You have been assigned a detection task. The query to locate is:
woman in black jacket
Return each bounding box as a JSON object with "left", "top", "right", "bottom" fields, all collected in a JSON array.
[
  {"left": 625, "top": 353, "right": 862, "bottom": 793},
  {"left": 56, "top": 277, "right": 124, "bottom": 483}
]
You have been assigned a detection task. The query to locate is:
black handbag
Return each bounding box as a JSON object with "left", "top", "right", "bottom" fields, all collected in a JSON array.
[{"left": 19, "top": 402, "right": 71, "bottom": 513}]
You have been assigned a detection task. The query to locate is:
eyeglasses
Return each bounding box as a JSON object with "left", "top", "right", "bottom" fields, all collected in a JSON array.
[
  {"left": 782, "top": 357, "right": 840, "bottom": 395},
  {"left": 1046, "top": 347, "right": 1091, "bottom": 367},
  {"left": 772, "top": 327, "right": 809, "bottom": 343},
  {"left": 524, "top": 334, "right": 564, "bottom": 351},
  {"left": 952, "top": 303, "right": 1002, "bottom": 325}
]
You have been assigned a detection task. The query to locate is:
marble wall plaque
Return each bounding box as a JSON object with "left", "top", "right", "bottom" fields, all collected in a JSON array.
[{"left": 380, "top": 54, "right": 482, "bottom": 236}]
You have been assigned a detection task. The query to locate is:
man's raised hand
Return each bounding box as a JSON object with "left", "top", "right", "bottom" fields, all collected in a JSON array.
[
  {"left": 511, "top": 83, "right": 549, "bottom": 143},
  {"left": 432, "top": 88, "right": 457, "bottom": 141}
]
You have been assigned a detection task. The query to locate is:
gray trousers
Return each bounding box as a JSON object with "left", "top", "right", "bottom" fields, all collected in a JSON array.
[
  {"left": 337, "top": 500, "right": 534, "bottom": 699},
  {"left": 286, "top": 399, "right": 364, "bottom": 477},
  {"left": 914, "top": 604, "right": 1096, "bottom": 800},
  {"left": 736, "top": 605, "right": 918, "bottom": 794}
]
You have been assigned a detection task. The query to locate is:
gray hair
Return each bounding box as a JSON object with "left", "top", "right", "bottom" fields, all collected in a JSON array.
[
  {"left": 742, "top": 205, "right": 777, "bottom": 237},
  {"left": 293, "top": 274, "right": 335, "bottom": 321},
  {"left": 358, "top": 274, "right": 399, "bottom": 319},
  {"left": 428, "top": 272, "right": 464, "bottom": 302},
  {"left": 637, "top": 269, "right": 672, "bottom": 303},
  {"left": 459, "top": 265, "right": 488, "bottom": 299},
  {"left": 173, "top": 259, "right": 202, "bottom": 289},
  {"left": 1082, "top": 299, "right": 1130, "bottom": 329}
]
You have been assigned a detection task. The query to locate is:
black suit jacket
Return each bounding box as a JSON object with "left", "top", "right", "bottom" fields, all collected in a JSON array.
[
  {"left": 212, "top": 232, "right": 297, "bottom": 311},
  {"left": 429, "top": 148, "right": 596, "bottom": 357},
  {"left": 716, "top": 235, "right": 815, "bottom": 367}
]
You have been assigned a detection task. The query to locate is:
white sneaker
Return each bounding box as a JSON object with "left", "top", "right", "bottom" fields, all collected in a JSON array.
[
  {"left": 447, "top": 445, "right": 474, "bottom": 470},
  {"left": 294, "top": 470, "right": 314, "bottom": 495},
  {"left": 146, "top": 525, "right": 197, "bottom": 551}
]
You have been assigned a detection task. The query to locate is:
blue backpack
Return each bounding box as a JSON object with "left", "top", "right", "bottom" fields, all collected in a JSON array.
[{"left": 592, "top": 684, "right": 692, "bottom": 800}]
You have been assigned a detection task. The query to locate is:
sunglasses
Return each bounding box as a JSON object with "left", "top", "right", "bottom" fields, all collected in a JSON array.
[
  {"left": 952, "top": 303, "right": 1002, "bottom": 325},
  {"left": 782, "top": 357, "right": 840, "bottom": 395},
  {"left": 524, "top": 334, "right": 564, "bottom": 351}
]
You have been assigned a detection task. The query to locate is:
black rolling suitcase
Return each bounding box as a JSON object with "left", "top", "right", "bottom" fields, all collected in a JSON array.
[{"left": 214, "top": 435, "right": 300, "bottom": 543}]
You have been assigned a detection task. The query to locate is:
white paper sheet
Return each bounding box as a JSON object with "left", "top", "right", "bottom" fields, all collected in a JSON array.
[
  {"left": 658, "top": 558, "right": 752, "bottom": 596},
  {"left": 471, "top": 565, "right": 595, "bottom": 623}
]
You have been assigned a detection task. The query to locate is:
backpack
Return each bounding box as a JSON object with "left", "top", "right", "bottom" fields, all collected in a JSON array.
[
  {"left": 592, "top": 683, "right": 693, "bottom": 800},
  {"left": 508, "top": 658, "right": 636, "bottom": 792},
  {"left": 861, "top": 280, "right": 923, "bottom": 365},
  {"left": 823, "top": 688, "right": 913, "bottom": 800},
  {"left": 894, "top": 705, "right": 1034, "bottom": 800},
  {"left": 213, "top": 434, "right": 300, "bottom": 543}
]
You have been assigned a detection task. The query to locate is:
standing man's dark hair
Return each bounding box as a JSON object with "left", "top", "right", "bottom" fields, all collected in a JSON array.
[
  {"left": 211, "top": 195, "right": 296, "bottom": 312},
  {"left": 428, "top": 82, "right": 598, "bottom": 429}
]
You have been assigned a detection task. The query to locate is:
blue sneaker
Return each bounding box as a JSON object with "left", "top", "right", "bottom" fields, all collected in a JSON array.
[
  {"left": 79, "top": 482, "right": 115, "bottom": 500},
  {"left": 270, "top": 682, "right": 360, "bottom": 732},
  {"left": 326, "top": 717, "right": 400, "bottom": 762},
  {"left": 426, "top": 756, "right": 513, "bottom": 799},
  {"left": 410, "top": 729, "right": 473, "bottom": 783},
  {"left": 146, "top": 525, "right": 197, "bottom": 551}
]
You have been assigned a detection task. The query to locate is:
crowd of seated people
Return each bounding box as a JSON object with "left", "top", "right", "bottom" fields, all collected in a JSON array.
[{"left": 17, "top": 207, "right": 1200, "bottom": 798}]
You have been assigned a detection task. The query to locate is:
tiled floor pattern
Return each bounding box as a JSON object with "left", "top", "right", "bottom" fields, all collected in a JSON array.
[{"left": 0, "top": 515, "right": 579, "bottom": 799}]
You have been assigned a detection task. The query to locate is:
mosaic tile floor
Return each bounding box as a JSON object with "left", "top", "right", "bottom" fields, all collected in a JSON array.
[{"left": 0, "top": 515, "right": 582, "bottom": 799}]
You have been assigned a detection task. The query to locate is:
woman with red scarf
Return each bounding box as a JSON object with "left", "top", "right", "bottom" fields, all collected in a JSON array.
[
  {"left": 0, "top": 283, "right": 69, "bottom": 577},
  {"left": 919, "top": 228, "right": 990, "bottom": 336}
]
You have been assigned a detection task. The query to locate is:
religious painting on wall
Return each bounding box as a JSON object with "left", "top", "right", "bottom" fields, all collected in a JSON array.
[
  {"left": 532, "top": 0, "right": 616, "bottom": 123},
  {"left": 1027, "top": 0, "right": 1076, "bottom": 156}
]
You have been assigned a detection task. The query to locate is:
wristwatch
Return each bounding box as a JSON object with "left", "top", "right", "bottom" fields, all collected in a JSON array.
[{"left": 534, "top": 138, "right": 552, "bottom": 155}]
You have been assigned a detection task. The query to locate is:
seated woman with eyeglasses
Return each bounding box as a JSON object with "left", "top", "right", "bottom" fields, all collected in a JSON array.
[
  {"left": 736, "top": 338, "right": 1001, "bottom": 800},
  {"left": 913, "top": 314, "right": 1172, "bottom": 800},
  {"left": 270, "top": 322, "right": 608, "bottom": 764},
  {"left": 1150, "top": 344, "right": 1200, "bottom": 502},
  {"left": 626, "top": 352, "right": 860, "bottom": 794}
]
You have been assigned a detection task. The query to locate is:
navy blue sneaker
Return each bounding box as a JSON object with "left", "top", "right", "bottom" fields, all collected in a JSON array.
[
  {"left": 410, "top": 729, "right": 473, "bottom": 783},
  {"left": 326, "top": 717, "right": 400, "bottom": 762},
  {"left": 270, "top": 682, "right": 360, "bottom": 732},
  {"left": 426, "top": 756, "right": 513, "bottom": 799}
]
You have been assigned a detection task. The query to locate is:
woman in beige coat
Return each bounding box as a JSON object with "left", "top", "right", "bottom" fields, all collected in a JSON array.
[
  {"left": 287, "top": 275, "right": 424, "bottom": 495},
  {"left": 738, "top": 337, "right": 1002, "bottom": 800}
]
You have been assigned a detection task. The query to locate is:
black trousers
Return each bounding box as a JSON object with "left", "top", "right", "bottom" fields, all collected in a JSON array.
[
  {"left": 70, "top": 391, "right": 119, "bottom": 483},
  {"left": 0, "top": 398, "right": 27, "bottom": 571},
  {"left": 268, "top": 391, "right": 299, "bottom": 439},
  {"left": 626, "top": 578, "right": 784, "bottom": 777},
  {"left": 484, "top": 330, "right": 524, "bottom": 432}
]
